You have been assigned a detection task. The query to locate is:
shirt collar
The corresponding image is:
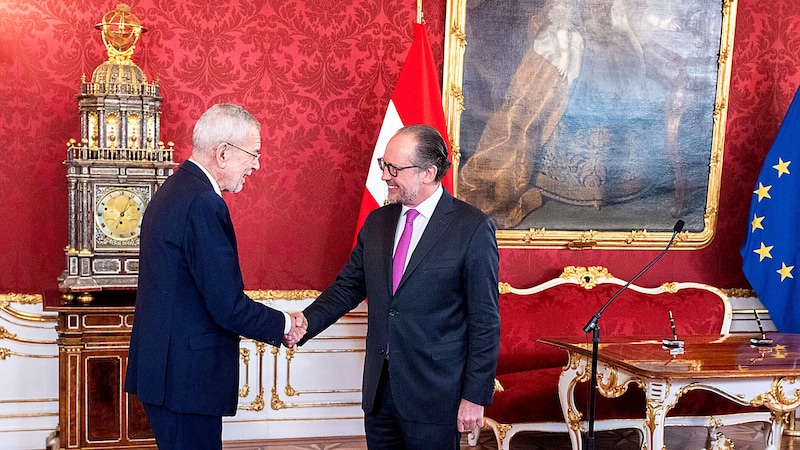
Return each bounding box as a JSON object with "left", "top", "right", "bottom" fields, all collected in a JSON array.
[
  {"left": 187, "top": 158, "right": 222, "bottom": 197},
  {"left": 401, "top": 184, "right": 442, "bottom": 220}
]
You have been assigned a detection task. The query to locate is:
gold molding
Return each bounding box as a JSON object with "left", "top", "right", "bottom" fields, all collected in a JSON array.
[
  {"left": 723, "top": 287, "right": 755, "bottom": 298},
  {"left": 0, "top": 293, "right": 43, "bottom": 306},
  {"left": 443, "top": 0, "right": 739, "bottom": 249},
  {"left": 245, "top": 290, "right": 321, "bottom": 301},
  {"left": 0, "top": 293, "right": 57, "bottom": 324},
  {"left": 0, "top": 348, "right": 57, "bottom": 360},
  {"left": 0, "top": 326, "right": 56, "bottom": 346}
]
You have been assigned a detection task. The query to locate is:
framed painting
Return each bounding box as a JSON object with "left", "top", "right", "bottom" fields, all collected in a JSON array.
[{"left": 442, "top": 0, "right": 737, "bottom": 249}]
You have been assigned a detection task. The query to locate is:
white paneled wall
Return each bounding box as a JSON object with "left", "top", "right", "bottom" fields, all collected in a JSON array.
[
  {"left": 0, "top": 293, "right": 782, "bottom": 449},
  {"left": 0, "top": 297, "right": 59, "bottom": 449},
  {"left": 0, "top": 295, "right": 368, "bottom": 450}
]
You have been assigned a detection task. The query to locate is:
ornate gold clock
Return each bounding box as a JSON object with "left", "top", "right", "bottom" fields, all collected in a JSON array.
[
  {"left": 58, "top": 4, "right": 177, "bottom": 302},
  {"left": 95, "top": 187, "right": 146, "bottom": 241}
]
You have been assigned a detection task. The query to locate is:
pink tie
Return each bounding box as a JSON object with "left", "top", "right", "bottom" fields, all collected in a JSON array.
[{"left": 392, "top": 209, "right": 419, "bottom": 294}]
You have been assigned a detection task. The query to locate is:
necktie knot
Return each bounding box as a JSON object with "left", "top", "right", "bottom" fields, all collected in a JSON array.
[{"left": 405, "top": 209, "right": 420, "bottom": 224}]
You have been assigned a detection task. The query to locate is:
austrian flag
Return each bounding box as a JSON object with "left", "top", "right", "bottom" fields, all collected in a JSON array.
[{"left": 353, "top": 22, "right": 453, "bottom": 244}]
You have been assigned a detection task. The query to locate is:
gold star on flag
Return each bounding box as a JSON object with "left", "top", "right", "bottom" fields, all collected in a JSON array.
[
  {"left": 754, "top": 183, "right": 772, "bottom": 202},
  {"left": 751, "top": 214, "right": 765, "bottom": 232},
  {"left": 773, "top": 158, "right": 791, "bottom": 177},
  {"left": 754, "top": 242, "right": 773, "bottom": 261},
  {"left": 778, "top": 262, "right": 795, "bottom": 281}
]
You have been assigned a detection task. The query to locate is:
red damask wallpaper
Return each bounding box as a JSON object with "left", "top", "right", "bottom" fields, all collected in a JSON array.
[{"left": 0, "top": 0, "right": 798, "bottom": 295}]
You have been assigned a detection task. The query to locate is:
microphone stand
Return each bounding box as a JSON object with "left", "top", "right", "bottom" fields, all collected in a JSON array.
[{"left": 580, "top": 220, "right": 684, "bottom": 450}]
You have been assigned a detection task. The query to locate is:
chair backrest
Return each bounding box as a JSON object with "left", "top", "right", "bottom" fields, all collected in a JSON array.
[{"left": 496, "top": 266, "right": 732, "bottom": 375}]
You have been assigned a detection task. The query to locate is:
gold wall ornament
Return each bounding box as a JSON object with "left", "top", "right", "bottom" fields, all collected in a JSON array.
[
  {"left": 246, "top": 289, "right": 322, "bottom": 301},
  {"left": 0, "top": 326, "right": 14, "bottom": 341},
  {"left": 0, "top": 293, "right": 43, "bottom": 307},
  {"left": 242, "top": 388, "right": 265, "bottom": 411},
  {"left": 270, "top": 386, "right": 286, "bottom": 410},
  {"left": 238, "top": 348, "right": 251, "bottom": 397},
  {"left": 0, "top": 326, "right": 56, "bottom": 346},
  {"left": 0, "top": 301, "right": 56, "bottom": 324}
]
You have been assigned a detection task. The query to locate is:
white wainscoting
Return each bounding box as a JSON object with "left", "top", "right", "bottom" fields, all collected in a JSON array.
[
  {"left": 0, "top": 293, "right": 779, "bottom": 449},
  {"left": 0, "top": 296, "right": 59, "bottom": 450},
  {"left": 0, "top": 295, "right": 368, "bottom": 449},
  {"left": 226, "top": 297, "right": 368, "bottom": 441},
  {"left": 728, "top": 295, "right": 775, "bottom": 334}
]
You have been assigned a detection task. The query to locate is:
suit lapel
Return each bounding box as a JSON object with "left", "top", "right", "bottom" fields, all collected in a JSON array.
[{"left": 397, "top": 191, "right": 454, "bottom": 292}]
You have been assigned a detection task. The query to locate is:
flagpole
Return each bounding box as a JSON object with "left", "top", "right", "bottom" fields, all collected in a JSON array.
[{"left": 416, "top": 0, "right": 423, "bottom": 24}]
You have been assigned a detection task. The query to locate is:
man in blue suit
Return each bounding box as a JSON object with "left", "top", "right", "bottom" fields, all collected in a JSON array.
[
  {"left": 125, "top": 104, "right": 305, "bottom": 450},
  {"left": 291, "top": 125, "right": 501, "bottom": 449}
]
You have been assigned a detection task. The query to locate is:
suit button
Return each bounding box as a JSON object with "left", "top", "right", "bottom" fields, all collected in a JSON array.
[
  {"left": 388, "top": 310, "right": 396, "bottom": 317},
  {"left": 379, "top": 348, "right": 385, "bottom": 355}
]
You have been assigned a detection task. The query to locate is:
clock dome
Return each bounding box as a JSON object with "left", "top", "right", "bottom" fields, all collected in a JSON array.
[{"left": 90, "top": 60, "right": 147, "bottom": 94}]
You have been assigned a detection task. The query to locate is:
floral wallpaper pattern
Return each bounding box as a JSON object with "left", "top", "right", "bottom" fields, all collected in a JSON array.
[{"left": 0, "top": 0, "right": 798, "bottom": 295}]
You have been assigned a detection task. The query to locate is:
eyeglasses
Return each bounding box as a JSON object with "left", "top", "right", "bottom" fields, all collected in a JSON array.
[
  {"left": 224, "top": 142, "right": 260, "bottom": 159},
  {"left": 377, "top": 157, "right": 419, "bottom": 177}
]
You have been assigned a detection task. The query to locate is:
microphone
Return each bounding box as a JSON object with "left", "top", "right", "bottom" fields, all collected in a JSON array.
[
  {"left": 750, "top": 310, "right": 773, "bottom": 346},
  {"left": 581, "top": 219, "right": 684, "bottom": 450},
  {"left": 662, "top": 310, "right": 685, "bottom": 352},
  {"left": 583, "top": 220, "right": 685, "bottom": 333}
]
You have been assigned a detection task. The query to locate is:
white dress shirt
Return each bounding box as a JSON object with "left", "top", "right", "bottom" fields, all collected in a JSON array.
[{"left": 393, "top": 184, "right": 444, "bottom": 272}]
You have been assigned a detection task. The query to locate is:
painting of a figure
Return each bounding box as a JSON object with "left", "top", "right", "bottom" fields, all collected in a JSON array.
[{"left": 451, "top": 0, "right": 733, "bottom": 245}]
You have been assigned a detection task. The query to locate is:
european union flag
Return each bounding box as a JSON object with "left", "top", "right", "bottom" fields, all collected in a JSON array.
[{"left": 741, "top": 86, "right": 800, "bottom": 334}]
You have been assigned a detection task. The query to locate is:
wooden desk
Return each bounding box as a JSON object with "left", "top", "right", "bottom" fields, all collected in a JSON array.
[{"left": 539, "top": 334, "right": 800, "bottom": 450}]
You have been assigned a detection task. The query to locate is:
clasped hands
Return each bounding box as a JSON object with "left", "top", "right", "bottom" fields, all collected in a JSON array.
[{"left": 283, "top": 311, "right": 307, "bottom": 347}]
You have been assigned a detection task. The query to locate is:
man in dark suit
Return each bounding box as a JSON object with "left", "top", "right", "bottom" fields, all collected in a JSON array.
[
  {"left": 290, "top": 124, "right": 500, "bottom": 449},
  {"left": 125, "top": 104, "right": 306, "bottom": 450}
]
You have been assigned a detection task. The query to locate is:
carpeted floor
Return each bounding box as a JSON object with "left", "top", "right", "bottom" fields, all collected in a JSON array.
[{"left": 224, "top": 422, "right": 800, "bottom": 449}]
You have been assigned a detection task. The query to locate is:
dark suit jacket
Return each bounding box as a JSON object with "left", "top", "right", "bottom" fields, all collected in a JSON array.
[
  {"left": 301, "top": 189, "right": 500, "bottom": 424},
  {"left": 125, "top": 161, "right": 285, "bottom": 416}
]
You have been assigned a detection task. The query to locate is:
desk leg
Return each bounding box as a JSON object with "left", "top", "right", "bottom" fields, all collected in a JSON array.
[
  {"left": 559, "top": 353, "right": 590, "bottom": 450},
  {"left": 642, "top": 381, "right": 673, "bottom": 450},
  {"left": 767, "top": 411, "right": 788, "bottom": 450}
]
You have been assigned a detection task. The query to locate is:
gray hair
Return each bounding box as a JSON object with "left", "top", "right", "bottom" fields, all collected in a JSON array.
[{"left": 192, "top": 104, "right": 261, "bottom": 155}]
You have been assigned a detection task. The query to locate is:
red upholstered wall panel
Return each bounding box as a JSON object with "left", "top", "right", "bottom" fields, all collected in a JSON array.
[{"left": 0, "top": 0, "right": 798, "bottom": 294}]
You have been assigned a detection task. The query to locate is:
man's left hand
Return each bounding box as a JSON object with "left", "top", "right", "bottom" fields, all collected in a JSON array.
[{"left": 457, "top": 398, "right": 484, "bottom": 433}]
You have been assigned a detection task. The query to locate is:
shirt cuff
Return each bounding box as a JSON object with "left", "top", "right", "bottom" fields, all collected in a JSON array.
[{"left": 282, "top": 311, "right": 292, "bottom": 334}]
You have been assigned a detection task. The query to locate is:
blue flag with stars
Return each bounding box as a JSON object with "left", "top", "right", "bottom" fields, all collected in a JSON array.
[{"left": 741, "top": 86, "right": 800, "bottom": 334}]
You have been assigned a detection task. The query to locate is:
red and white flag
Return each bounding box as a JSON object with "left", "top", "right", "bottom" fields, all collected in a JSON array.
[{"left": 353, "top": 23, "right": 453, "bottom": 244}]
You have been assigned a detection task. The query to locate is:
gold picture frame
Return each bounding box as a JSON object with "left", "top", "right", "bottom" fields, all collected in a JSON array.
[{"left": 443, "top": 0, "right": 737, "bottom": 249}]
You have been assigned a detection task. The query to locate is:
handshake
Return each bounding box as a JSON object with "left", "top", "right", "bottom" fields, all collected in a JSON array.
[{"left": 283, "top": 311, "right": 308, "bottom": 347}]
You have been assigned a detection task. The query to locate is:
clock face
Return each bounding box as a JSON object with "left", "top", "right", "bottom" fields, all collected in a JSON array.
[{"left": 95, "top": 188, "right": 146, "bottom": 241}]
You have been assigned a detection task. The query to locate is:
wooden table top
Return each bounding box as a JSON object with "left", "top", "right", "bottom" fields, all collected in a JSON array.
[{"left": 539, "top": 333, "right": 800, "bottom": 379}]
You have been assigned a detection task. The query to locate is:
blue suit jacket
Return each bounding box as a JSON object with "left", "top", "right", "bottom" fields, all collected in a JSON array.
[
  {"left": 125, "top": 161, "right": 285, "bottom": 416},
  {"left": 301, "top": 190, "right": 500, "bottom": 424}
]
